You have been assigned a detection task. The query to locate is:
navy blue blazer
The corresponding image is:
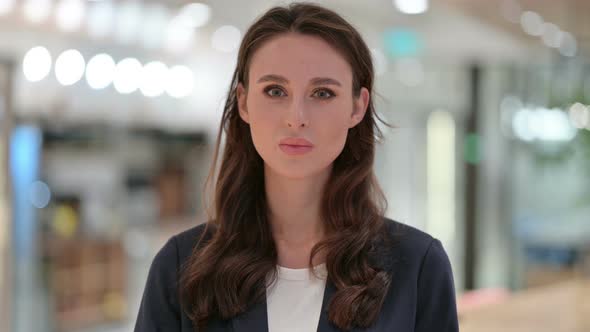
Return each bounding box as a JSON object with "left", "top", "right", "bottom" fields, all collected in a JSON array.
[{"left": 134, "top": 218, "right": 459, "bottom": 331}]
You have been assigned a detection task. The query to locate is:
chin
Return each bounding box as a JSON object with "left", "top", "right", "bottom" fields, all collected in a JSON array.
[
  {"left": 272, "top": 166, "right": 315, "bottom": 179},
  {"left": 265, "top": 160, "right": 333, "bottom": 180}
]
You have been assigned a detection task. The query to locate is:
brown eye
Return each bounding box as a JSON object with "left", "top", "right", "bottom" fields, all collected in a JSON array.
[
  {"left": 264, "top": 86, "right": 286, "bottom": 98},
  {"left": 313, "top": 89, "right": 335, "bottom": 99}
]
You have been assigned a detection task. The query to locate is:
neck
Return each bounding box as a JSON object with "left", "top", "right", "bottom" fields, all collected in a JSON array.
[{"left": 264, "top": 163, "right": 331, "bottom": 268}]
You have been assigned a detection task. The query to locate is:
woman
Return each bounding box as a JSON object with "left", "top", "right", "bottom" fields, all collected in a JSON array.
[{"left": 135, "top": 2, "right": 458, "bottom": 332}]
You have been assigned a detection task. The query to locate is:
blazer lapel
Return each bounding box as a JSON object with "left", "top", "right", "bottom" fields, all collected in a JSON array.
[
  {"left": 230, "top": 297, "right": 269, "bottom": 332},
  {"left": 316, "top": 279, "right": 379, "bottom": 332},
  {"left": 316, "top": 279, "right": 341, "bottom": 332},
  {"left": 316, "top": 238, "right": 394, "bottom": 332},
  {"left": 227, "top": 278, "right": 383, "bottom": 332},
  {"left": 229, "top": 238, "right": 393, "bottom": 332}
]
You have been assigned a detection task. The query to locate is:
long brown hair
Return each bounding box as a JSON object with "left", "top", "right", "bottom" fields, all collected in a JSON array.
[{"left": 180, "top": 2, "right": 394, "bottom": 330}]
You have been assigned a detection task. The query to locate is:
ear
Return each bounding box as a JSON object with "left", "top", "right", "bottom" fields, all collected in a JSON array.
[
  {"left": 237, "top": 82, "right": 249, "bottom": 124},
  {"left": 349, "top": 87, "right": 370, "bottom": 128}
]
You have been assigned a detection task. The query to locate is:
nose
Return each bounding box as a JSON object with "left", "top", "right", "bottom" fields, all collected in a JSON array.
[{"left": 286, "top": 98, "right": 309, "bottom": 128}]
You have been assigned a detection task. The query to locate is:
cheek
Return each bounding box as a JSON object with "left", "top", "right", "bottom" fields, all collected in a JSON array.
[
  {"left": 250, "top": 121, "right": 272, "bottom": 155},
  {"left": 316, "top": 113, "right": 350, "bottom": 159},
  {"left": 246, "top": 102, "right": 278, "bottom": 156}
]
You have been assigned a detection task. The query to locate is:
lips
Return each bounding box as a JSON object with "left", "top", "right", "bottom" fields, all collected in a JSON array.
[
  {"left": 279, "top": 137, "right": 314, "bottom": 147},
  {"left": 279, "top": 137, "right": 314, "bottom": 155}
]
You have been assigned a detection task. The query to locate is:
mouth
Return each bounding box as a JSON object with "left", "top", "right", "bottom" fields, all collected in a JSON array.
[{"left": 279, "top": 144, "right": 314, "bottom": 155}]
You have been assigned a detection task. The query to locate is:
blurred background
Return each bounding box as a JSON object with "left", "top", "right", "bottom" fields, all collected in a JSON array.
[{"left": 0, "top": 0, "right": 589, "bottom": 331}]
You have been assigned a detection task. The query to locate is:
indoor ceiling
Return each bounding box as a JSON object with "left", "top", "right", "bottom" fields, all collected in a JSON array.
[{"left": 439, "top": 0, "right": 590, "bottom": 56}]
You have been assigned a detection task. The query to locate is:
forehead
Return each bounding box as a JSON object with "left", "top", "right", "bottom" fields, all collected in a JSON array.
[{"left": 248, "top": 33, "right": 352, "bottom": 85}]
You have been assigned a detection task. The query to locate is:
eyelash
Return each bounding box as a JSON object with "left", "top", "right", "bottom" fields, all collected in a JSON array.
[{"left": 263, "top": 85, "right": 336, "bottom": 99}]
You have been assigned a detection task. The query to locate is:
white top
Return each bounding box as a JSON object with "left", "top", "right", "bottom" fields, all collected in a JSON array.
[{"left": 266, "top": 263, "right": 328, "bottom": 332}]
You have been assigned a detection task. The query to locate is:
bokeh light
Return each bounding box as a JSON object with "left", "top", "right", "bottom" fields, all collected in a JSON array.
[
  {"left": 513, "top": 108, "right": 535, "bottom": 141},
  {"left": 558, "top": 32, "right": 577, "bottom": 57},
  {"left": 568, "top": 103, "right": 589, "bottom": 129},
  {"left": 176, "top": 2, "right": 211, "bottom": 28},
  {"left": 140, "top": 61, "right": 168, "bottom": 97},
  {"left": 23, "top": 0, "right": 52, "bottom": 24},
  {"left": 394, "top": 0, "right": 429, "bottom": 14},
  {"left": 520, "top": 11, "right": 544, "bottom": 36},
  {"left": 541, "top": 23, "right": 562, "bottom": 48},
  {"left": 55, "top": 0, "right": 85, "bottom": 32},
  {"left": 29, "top": 181, "right": 51, "bottom": 209},
  {"left": 86, "top": 53, "right": 116, "bottom": 90},
  {"left": 22, "top": 46, "right": 52, "bottom": 82},
  {"left": 113, "top": 58, "right": 142, "bottom": 94},
  {"left": 383, "top": 28, "right": 422, "bottom": 57},
  {"left": 55, "top": 49, "right": 86, "bottom": 86},
  {"left": 513, "top": 107, "right": 577, "bottom": 142}
]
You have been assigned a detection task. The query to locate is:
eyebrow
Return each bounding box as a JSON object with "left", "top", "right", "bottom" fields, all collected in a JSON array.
[{"left": 256, "top": 74, "right": 342, "bottom": 87}]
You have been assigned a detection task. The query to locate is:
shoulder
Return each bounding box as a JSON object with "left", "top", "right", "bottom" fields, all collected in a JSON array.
[
  {"left": 143, "top": 222, "right": 215, "bottom": 300},
  {"left": 382, "top": 217, "right": 434, "bottom": 250},
  {"left": 168, "top": 222, "right": 216, "bottom": 265},
  {"left": 382, "top": 217, "right": 459, "bottom": 330},
  {"left": 376, "top": 217, "right": 449, "bottom": 273},
  {"left": 381, "top": 217, "right": 437, "bottom": 259},
  {"left": 148, "top": 222, "right": 214, "bottom": 291},
  {"left": 137, "top": 224, "right": 215, "bottom": 329}
]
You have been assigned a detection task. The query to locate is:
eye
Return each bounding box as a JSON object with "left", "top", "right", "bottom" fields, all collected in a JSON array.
[
  {"left": 313, "top": 88, "right": 335, "bottom": 99},
  {"left": 264, "top": 85, "right": 286, "bottom": 98}
]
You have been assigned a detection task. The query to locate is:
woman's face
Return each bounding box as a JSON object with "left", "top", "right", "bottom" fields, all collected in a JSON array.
[{"left": 237, "top": 33, "right": 369, "bottom": 179}]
